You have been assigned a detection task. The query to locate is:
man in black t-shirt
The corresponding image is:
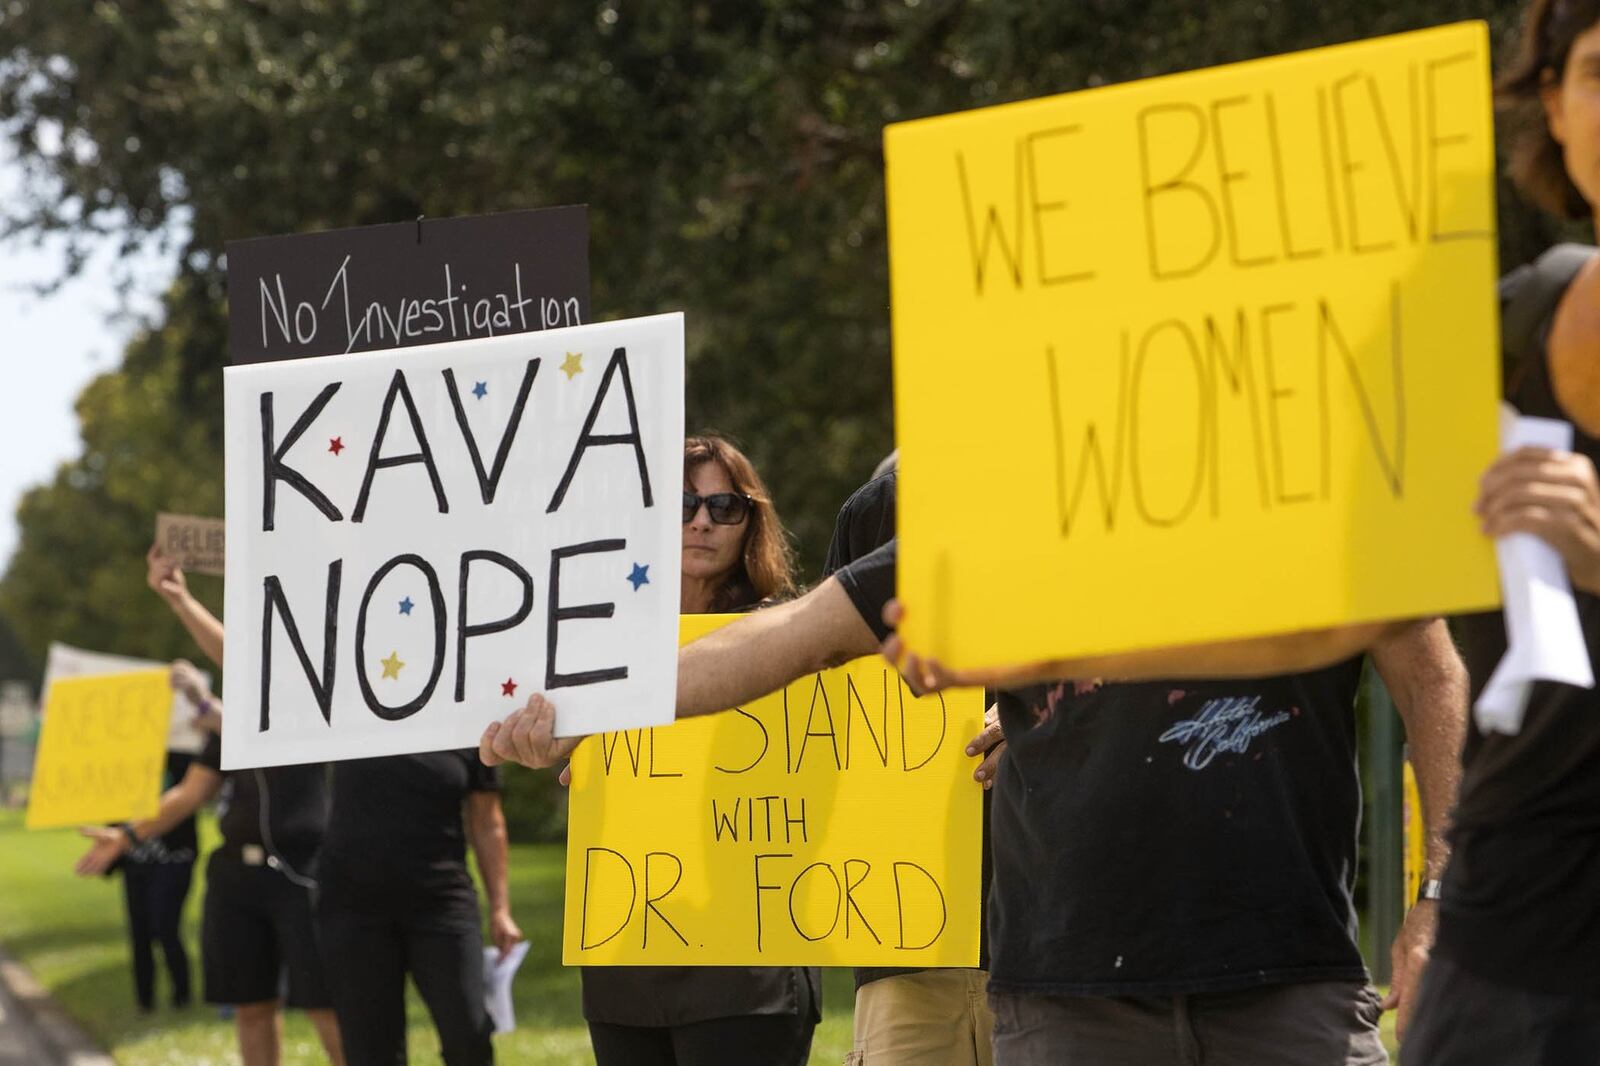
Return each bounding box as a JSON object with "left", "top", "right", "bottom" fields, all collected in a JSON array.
[
  {"left": 983, "top": 624, "right": 1464, "bottom": 1065},
  {"left": 1404, "top": 238, "right": 1600, "bottom": 1061},
  {"left": 819, "top": 523, "right": 1468, "bottom": 1063}
]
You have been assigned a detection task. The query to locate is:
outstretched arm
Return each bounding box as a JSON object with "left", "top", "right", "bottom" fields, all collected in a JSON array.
[
  {"left": 481, "top": 577, "right": 879, "bottom": 769},
  {"left": 75, "top": 760, "right": 222, "bottom": 875},
  {"left": 465, "top": 791, "right": 522, "bottom": 956},
  {"left": 676, "top": 576, "right": 877, "bottom": 717},
  {"left": 147, "top": 544, "right": 224, "bottom": 667},
  {"left": 1370, "top": 618, "right": 1468, "bottom": 1042}
]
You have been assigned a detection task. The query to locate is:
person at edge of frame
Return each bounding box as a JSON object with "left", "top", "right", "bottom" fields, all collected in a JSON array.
[
  {"left": 1408, "top": 0, "right": 1600, "bottom": 1061},
  {"left": 820, "top": 457, "right": 1002, "bottom": 1066}
]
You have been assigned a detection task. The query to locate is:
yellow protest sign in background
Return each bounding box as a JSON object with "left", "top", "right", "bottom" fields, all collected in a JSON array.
[
  {"left": 26, "top": 669, "right": 172, "bottom": 830},
  {"left": 563, "top": 616, "right": 985, "bottom": 966},
  {"left": 885, "top": 23, "right": 1501, "bottom": 669}
]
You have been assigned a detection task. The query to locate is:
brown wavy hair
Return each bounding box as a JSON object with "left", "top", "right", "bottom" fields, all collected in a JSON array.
[
  {"left": 1498, "top": 0, "right": 1600, "bottom": 219},
  {"left": 684, "top": 434, "right": 797, "bottom": 611}
]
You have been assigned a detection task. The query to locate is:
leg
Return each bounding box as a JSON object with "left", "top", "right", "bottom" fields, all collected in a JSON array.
[
  {"left": 121, "top": 868, "right": 156, "bottom": 1011},
  {"left": 200, "top": 855, "right": 280, "bottom": 1011},
  {"left": 966, "top": 970, "right": 995, "bottom": 1066},
  {"left": 987, "top": 988, "right": 1188, "bottom": 1066},
  {"left": 850, "top": 970, "right": 986, "bottom": 1066},
  {"left": 317, "top": 894, "right": 402, "bottom": 1066},
  {"left": 403, "top": 894, "right": 494, "bottom": 1066},
  {"left": 588, "top": 1021, "right": 677, "bottom": 1066},
  {"left": 670, "top": 1010, "right": 817, "bottom": 1066},
  {"left": 268, "top": 870, "right": 342, "bottom": 1065},
  {"left": 1189, "top": 981, "right": 1386, "bottom": 1066},
  {"left": 307, "top": 1009, "right": 348, "bottom": 1066},
  {"left": 151, "top": 862, "right": 194, "bottom": 1007},
  {"left": 235, "top": 1000, "right": 283, "bottom": 1066},
  {"left": 1406, "top": 954, "right": 1600, "bottom": 1065}
]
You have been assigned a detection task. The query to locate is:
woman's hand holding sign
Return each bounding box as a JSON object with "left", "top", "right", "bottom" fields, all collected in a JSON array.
[{"left": 480, "top": 693, "right": 580, "bottom": 770}]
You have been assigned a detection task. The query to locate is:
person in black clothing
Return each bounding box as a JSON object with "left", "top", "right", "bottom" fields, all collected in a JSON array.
[
  {"left": 581, "top": 434, "right": 819, "bottom": 1066},
  {"left": 823, "top": 467, "right": 998, "bottom": 1066},
  {"left": 316, "top": 750, "right": 520, "bottom": 1066},
  {"left": 1405, "top": 2, "right": 1600, "bottom": 1061},
  {"left": 77, "top": 548, "right": 345, "bottom": 1066},
  {"left": 141, "top": 542, "right": 518, "bottom": 1066},
  {"left": 112, "top": 747, "right": 198, "bottom": 1012},
  {"left": 77, "top": 660, "right": 345, "bottom": 1066}
]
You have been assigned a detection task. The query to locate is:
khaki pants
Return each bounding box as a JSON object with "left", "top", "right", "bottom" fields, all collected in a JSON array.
[{"left": 847, "top": 969, "right": 994, "bottom": 1066}]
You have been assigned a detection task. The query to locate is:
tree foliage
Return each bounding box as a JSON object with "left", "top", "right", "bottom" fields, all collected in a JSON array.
[{"left": 0, "top": 3, "right": 1564, "bottom": 828}]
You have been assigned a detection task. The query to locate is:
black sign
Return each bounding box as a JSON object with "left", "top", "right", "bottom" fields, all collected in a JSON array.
[{"left": 226, "top": 205, "right": 590, "bottom": 364}]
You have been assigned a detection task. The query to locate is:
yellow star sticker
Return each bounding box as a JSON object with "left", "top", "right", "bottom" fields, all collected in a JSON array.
[
  {"left": 560, "top": 351, "right": 584, "bottom": 379},
  {"left": 380, "top": 650, "right": 405, "bottom": 679}
]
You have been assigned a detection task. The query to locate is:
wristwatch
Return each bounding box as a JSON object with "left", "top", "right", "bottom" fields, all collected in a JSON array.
[
  {"left": 1417, "top": 878, "right": 1443, "bottom": 903},
  {"left": 118, "top": 823, "right": 142, "bottom": 848}
]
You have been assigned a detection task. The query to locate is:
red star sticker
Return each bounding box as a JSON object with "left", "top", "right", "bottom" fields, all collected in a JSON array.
[
  {"left": 329, "top": 437, "right": 345, "bottom": 455},
  {"left": 501, "top": 678, "right": 517, "bottom": 697}
]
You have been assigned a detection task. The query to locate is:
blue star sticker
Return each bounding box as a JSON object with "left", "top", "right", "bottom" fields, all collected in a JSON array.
[
  {"left": 398, "top": 596, "right": 414, "bottom": 615},
  {"left": 627, "top": 563, "right": 650, "bottom": 591},
  {"left": 471, "top": 380, "right": 488, "bottom": 399}
]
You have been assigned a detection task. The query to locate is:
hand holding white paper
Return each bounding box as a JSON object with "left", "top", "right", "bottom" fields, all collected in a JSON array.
[
  {"left": 482, "top": 939, "right": 530, "bottom": 1035},
  {"left": 1475, "top": 406, "right": 1596, "bottom": 734}
]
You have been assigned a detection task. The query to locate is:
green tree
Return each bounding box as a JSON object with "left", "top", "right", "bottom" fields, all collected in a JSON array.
[
  {"left": 0, "top": 280, "right": 225, "bottom": 668},
  {"left": 0, "top": 3, "right": 1550, "bottom": 575},
  {"left": 0, "top": 1, "right": 1563, "bottom": 834}
]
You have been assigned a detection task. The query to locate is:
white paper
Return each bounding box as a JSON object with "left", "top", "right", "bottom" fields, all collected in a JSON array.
[
  {"left": 43, "top": 641, "right": 212, "bottom": 755},
  {"left": 221, "top": 313, "right": 685, "bottom": 768},
  {"left": 482, "top": 940, "right": 530, "bottom": 1035},
  {"left": 1475, "top": 407, "right": 1596, "bottom": 734}
]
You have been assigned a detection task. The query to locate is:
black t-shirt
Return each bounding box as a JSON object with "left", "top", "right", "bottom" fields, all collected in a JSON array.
[
  {"left": 823, "top": 471, "right": 898, "bottom": 578},
  {"left": 1436, "top": 266, "right": 1600, "bottom": 998},
  {"left": 318, "top": 751, "right": 499, "bottom": 898},
  {"left": 122, "top": 751, "right": 198, "bottom": 868},
  {"left": 835, "top": 539, "right": 897, "bottom": 643},
  {"left": 990, "top": 662, "right": 1369, "bottom": 995},
  {"left": 199, "top": 733, "right": 330, "bottom": 866}
]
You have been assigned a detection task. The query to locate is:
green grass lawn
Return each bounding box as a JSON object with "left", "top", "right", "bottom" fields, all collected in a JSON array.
[
  {"left": 0, "top": 807, "right": 1399, "bottom": 1063},
  {"left": 0, "top": 808, "right": 855, "bottom": 1064}
]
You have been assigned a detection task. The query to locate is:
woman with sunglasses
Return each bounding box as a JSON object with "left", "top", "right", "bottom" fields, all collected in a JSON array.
[{"left": 581, "top": 434, "right": 820, "bottom": 1066}]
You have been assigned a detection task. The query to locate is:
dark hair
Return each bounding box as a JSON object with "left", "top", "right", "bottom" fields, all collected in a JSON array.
[
  {"left": 684, "top": 434, "right": 797, "bottom": 612},
  {"left": 1498, "top": 0, "right": 1600, "bottom": 219}
]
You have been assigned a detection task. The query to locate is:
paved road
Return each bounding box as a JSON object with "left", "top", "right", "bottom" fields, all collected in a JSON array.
[
  {"left": 0, "top": 948, "right": 114, "bottom": 1066},
  {"left": 0, "top": 964, "right": 55, "bottom": 1065}
]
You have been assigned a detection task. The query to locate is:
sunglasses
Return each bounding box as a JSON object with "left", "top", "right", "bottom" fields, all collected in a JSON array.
[{"left": 682, "top": 491, "right": 752, "bottom": 525}]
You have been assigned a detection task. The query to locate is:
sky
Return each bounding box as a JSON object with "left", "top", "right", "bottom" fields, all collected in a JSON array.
[{"left": 0, "top": 149, "right": 177, "bottom": 571}]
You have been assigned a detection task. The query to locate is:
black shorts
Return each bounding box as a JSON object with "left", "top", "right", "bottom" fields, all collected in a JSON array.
[{"left": 201, "top": 850, "right": 332, "bottom": 1009}]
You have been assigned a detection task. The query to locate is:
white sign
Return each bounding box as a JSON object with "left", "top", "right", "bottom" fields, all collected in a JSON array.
[
  {"left": 42, "top": 642, "right": 210, "bottom": 755},
  {"left": 222, "top": 313, "right": 685, "bottom": 768}
]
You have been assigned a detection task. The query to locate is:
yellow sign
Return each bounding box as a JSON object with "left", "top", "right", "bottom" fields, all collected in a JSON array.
[
  {"left": 26, "top": 669, "right": 171, "bottom": 830},
  {"left": 563, "top": 616, "right": 985, "bottom": 966},
  {"left": 1403, "top": 753, "right": 1424, "bottom": 910},
  {"left": 885, "top": 24, "right": 1501, "bottom": 669}
]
